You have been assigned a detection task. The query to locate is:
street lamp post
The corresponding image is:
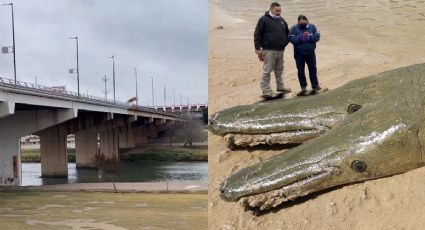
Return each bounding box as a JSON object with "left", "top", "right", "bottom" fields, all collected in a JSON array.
[
  {"left": 2, "top": 3, "right": 17, "bottom": 84},
  {"left": 150, "top": 76, "right": 154, "bottom": 108},
  {"left": 163, "top": 84, "right": 166, "bottom": 107},
  {"left": 108, "top": 55, "right": 116, "bottom": 102},
  {"left": 134, "top": 68, "right": 138, "bottom": 106},
  {"left": 69, "top": 36, "right": 80, "bottom": 96},
  {"left": 173, "top": 89, "right": 176, "bottom": 107},
  {"left": 102, "top": 75, "right": 108, "bottom": 99}
]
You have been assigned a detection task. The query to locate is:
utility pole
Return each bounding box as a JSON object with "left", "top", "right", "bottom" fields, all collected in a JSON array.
[
  {"left": 187, "top": 96, "right": 189, "bottom": 106},
  {"left": 34, "top": 76, "right": 38, "bottom": 86},
  {"left": 69, "top": 36, "right": 80, "bottom": 96},
  {"left": 2, "top": 3, "right": 17, "bottom": 84},
  {"left": 108, "top": 55, "right": 116, "bottom": 102},
  {"left": 150, "top": 76, "right": 154, "bottom": 108},
  {"left": 134, "top": 68, "right": 138, "bottom": 106},
  {"left": 102, "top": 75, "right": 108, "bottom": 99},
  {"left": 163, "top": 84, "right": 166, "bottom": 107},
  {"left": 173, "top": 89, "right": 176, "bottom": 107},
  {"left": 180, "top": 93, "right": 183, "bottom": 106}
]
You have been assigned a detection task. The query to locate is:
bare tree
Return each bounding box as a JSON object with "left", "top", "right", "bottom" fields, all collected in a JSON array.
[
  {"left": 176, "top": 114, "right": 205, "bottom": 148},
  {"left": 92, "top": 153, "right": 120, "bottom": 193}
]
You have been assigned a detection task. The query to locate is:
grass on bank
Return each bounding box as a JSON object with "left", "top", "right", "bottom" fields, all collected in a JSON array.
[
  {"left": 21, "top": 147, "right": 207, "bottom": 163},
  {"left": 122, "top": 147, "right": 207, "bottom": 162},
  {"left": 21, "top": 149, "right": 76, "bottom": 163},
  {"left": 0, "top": 190, "right": 207, "bottom": 230}
]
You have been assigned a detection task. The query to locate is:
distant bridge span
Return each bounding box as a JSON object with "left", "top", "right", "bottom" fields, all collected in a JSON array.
[{"left": 154, "top": 104, "right": 208, "bottom": 113}]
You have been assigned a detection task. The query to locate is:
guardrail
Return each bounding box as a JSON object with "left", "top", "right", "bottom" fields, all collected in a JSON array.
[
  {"left": 154, "top": 104, "right": 208, "bottom": 112},
  {"left": 0, "top": 77, "right": 179, "bottom": 118}
]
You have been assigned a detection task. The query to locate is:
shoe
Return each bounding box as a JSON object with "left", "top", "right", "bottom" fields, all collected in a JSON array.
[
  {"left": 296, "top": 88, "right": 308, "bottom": 96},
  {"left": 262, "top": 94, "right": 274, "bottom": 100},
  {"left": 312, "top": 86, "right": 325, "bottom": 94},
  {"left": 277, "top": 87, "right": 292, "bottom": 93}
]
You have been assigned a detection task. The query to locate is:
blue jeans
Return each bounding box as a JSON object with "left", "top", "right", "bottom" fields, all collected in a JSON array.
[{"left": 294, "top": 52, "right": 319, "bottom": 89}]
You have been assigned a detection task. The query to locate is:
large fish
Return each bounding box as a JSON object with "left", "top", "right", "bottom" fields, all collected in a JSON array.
[{"left": 210, "top": 64, "right": 425, "bottom": 210}]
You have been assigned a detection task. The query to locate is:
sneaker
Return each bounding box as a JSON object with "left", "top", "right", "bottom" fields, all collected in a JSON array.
[
  {"left": 277, "top": 87, "right": 292, "bottom": 93},
  {"left": 296, "top": 88, "right": 308, "bottom": 96}
]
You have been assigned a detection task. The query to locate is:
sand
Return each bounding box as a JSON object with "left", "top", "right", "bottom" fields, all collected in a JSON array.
[
  {"left": 0, "top": 191, "right": 207, "bottom": 230},
  {"left": 23, "top": 181, "right": 208, "bottom": 193},
  {"left": 208, "top": 0, "right": 425, "bottom": 229}
]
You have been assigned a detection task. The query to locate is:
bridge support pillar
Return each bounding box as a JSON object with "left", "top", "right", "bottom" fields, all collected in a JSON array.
[
  {"left": 133, "top": 127, "right": 148, "bottom": 146},
  {"left": 40, "top": 125, "right": 68, "bottom": 178},
  {"left": 99, "top": 129, "right": 119, "bottom": 159},
  {"left": 131, "top": 124, "right": 162, "bottom": 147},
  {"left": 0, "top": 134, "right": 21, "bottom": 185},
  {"left": 119, "top": 125, "right": 136, "bottom": 149},
  {"left": 75, "top": 128, "right": 98, "bottom": 168}
]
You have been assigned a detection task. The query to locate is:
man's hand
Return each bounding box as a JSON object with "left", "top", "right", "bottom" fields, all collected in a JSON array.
[{"left": 256, "top": 50, "right": 264, "bottom": 62}]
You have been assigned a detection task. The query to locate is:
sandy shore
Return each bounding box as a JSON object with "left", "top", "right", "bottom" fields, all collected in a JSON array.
[
  {"left": 2, "top": 181, "right": 207, "bottom": 193},
  {"left": 208, "top": 0, "right": 425, "bottom": 229},
  {"left": 0, "top": 191, "right": 207, "bottom": 230}
]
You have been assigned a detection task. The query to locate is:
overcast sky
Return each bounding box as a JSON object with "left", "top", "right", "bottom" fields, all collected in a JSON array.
[{"left": 0, "top": 0, "right": 207, "bottom": 106}]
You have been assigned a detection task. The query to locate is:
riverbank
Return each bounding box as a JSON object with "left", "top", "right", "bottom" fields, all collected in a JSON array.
[
  {"left": 21, "top": 148, "right": 76, "bottom": 162},
  {"left": 122, "top": 146, "right": 208, "bottom": 161},
  {"left": 2, "top": 181, "right": 207, "bottom": 193},
  {"left": 21, "top": 145, "right": 208, "bottom": 163},
  {"left": 0, "top": 191, "right": 207, "bottom": 230}
]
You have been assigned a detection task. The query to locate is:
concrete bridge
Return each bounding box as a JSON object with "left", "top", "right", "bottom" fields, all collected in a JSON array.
[
  {"left": 0, "top": 77, "right": 184, "bottom": 186},
  {"left": 155, "top": 104, "right": 208, "bottom": 113}
]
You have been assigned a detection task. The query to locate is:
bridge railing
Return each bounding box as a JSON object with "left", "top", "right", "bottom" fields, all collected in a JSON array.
[
  {"left": 0, "top": 77, "right": 133, "bottom": 106},
  {"left": 0, "top": 77, "right": 179, "bottom": 117}
]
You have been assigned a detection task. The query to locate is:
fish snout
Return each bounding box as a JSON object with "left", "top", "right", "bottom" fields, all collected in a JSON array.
[
  {"left": 219, "top": 180, "right": 234, "bottom": 202},
  {"left": 219, "top": 152, "right": 342, "bottom": 204},
  {"left": 239, "top": 165, "right": 340, "bottom": 210},
  {"left": 208, "top": 111, "right": 232, "bottom": 136}
]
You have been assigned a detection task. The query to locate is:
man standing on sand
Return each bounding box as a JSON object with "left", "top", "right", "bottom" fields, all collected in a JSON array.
[
  {"left": 254, "top": 2, "right": 292, "bottom": 99},
  {"left": 289, "top": 15, "right": 323, "bottom": 95}
]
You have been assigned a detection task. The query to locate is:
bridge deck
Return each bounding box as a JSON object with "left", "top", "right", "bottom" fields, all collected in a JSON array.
[{"left": 0, "top": 77, "right": 180, "bottom": 118}]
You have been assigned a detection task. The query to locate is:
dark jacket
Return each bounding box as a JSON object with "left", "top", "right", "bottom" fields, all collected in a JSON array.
[
  {"left": 254, "top": 11, "right": 290, "bottom": 51},
  {"left": 289, "top": 23, "right": 320, "bottom": 55}
]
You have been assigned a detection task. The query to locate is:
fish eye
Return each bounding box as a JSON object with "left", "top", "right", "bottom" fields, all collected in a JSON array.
[
  {"left": 351, "top": 160, "right": 367, "bottom": 173},
  {"left": 348, "top": 104, "right": 361, "bottom": 114}
]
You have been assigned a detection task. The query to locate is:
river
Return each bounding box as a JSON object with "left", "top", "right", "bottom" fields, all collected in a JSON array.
[{"left": 21, "top": 161, "right": 208, "bottom": 186}]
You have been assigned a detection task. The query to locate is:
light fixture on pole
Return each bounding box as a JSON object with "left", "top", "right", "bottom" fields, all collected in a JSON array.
[
  {"left": 2, "top": 3, "right": 17, "bottom": 84},
  {"left": 68, "top": 36, "right": 80, "bottom": 96},
  {"left": 107, "top": 55, "right": 116, "bottom": 102}
]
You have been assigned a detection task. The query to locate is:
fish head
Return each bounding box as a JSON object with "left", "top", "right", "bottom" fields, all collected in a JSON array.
[{"left": 219, "top": 101, "right": 424, "bottom": 210}]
